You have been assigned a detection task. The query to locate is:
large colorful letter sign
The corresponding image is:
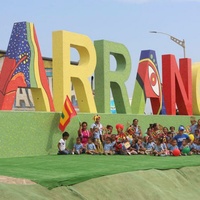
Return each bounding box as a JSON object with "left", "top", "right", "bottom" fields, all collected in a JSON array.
[
  {"left": 0, "top": 22, "right": 54, "bottom": 111},
  {"left": 162, "top": 55, "right": 192, "bottom": 115},
  {"left": 131, "top": 50, "right": 162, "bottom": 114},
  {"left": 94, "top": 40, "right": 132, "bottom": 114},
  {"left": 192, "top": 62, "right": 200, "bottom": 114},
  {"left": 0, "top": 22, "right": 196, "bottom": 116},
  {"left": 52, "top": 31, "right": 97, "bottom": 112}
]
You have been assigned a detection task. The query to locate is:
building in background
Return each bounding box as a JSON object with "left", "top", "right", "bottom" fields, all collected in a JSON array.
[{"left": 0, "top": 50, "right": 116, "bottom": 113}]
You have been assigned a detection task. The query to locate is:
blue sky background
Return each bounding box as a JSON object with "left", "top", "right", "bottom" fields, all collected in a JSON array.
[{"left": 0, "top": 0, "right": 200, "bottom": 112}]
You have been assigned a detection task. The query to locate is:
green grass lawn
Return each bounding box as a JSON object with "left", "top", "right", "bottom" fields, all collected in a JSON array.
[{"left": 0, "top": 154, "right": 200, "bottom": 189}]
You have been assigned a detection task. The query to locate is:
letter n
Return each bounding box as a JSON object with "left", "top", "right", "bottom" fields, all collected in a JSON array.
[{"left": 162, "top": 55, "right": 192, "bottom": 115}]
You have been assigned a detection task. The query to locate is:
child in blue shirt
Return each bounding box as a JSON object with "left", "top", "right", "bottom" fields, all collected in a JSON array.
[
  {"left": 103, "top": 137, "right": 114, "bottom": 155},
  {"left": 189, "top": 138, "right": 198, "bottom": 154},
  {"left": 72, "top": 137, "right": 84, "bottom": 155},
  {"left": 86, "top": 137, "right": 97, "bottom": 154},
  {"left": 144, "top": 137, "right": 155, "bottom": 155},
  {"left": 92, "top": 126, "right": 103, "bottom": 153},
  {"left": 168, "top": 139, "right": 179, "bottom": 155},
  {"left": 179, "top": 139, "right": 191, "bottom": 156},
  {"left": 153, "top": 138, "right": 165, "bottom": 156}
]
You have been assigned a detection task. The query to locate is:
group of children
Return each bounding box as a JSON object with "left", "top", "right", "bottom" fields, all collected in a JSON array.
[{"left": 57, "top": 115, "right": 200, "bottom": 156}]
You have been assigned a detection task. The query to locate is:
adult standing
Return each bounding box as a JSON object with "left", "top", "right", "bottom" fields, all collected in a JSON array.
[
  {"left": 173, "top": 125, "right": 190, "bottom": 149},
  {"left": 151, "top": 123, "right": 163, "bottom": 139},
  {"left": 132, "top": 119, "right": 142, "bottom": 137},
  {"left": 189, "top": 116, "right": 197, "bottom": 134},
  {"left": 90, "top": 115, "right": 104, "bottom": 153},
  {"left": 90, "top": 115, "right": 103, "bottom": 135},
  {"left": 196, "top": 119, "right": 200, "bottom": 131}
]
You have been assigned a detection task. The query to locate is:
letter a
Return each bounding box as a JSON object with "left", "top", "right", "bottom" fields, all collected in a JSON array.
[{"left": 0, "top": 22, "right": 55, "bottom": 111}]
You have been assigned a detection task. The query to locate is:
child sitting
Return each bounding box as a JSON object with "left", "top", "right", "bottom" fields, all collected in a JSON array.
[
  {"left": 126, "top": 138, "right": 138, "bottom": 155},
  {"left": 146, "top": 127, "right": 153, "bottom": 138},
  {"left": 179, "top": 139, "right": 192, "bottom": 156},
  {"left": 72, "top": 137, "right": 84, "bottom": 155},
  {"left": 142, "top": 135, "right": 149, "bottom": 146},
  {"left": 162, "top": 137, "right": 170, "bottom": 155},
  {"left": 103, "top": 137, "right": 114, "bottom": 155},
  {"left": 103, "top": 125, "right": 113, "bottom": 141},
  {"left": 86, "top": 137, "right": 97, "bottom": 155},
  {"left": 114, "top": 138, "right": 123, "bottom": 155},
  {"left": 57, "top": 132, "right": 70, "bottom": 155},
  {"left": 110, "top": 134, "right": 116, "bottom": 153},
  {"left": 169, "top": 126, "right": 176, "bottom": 137},
  {"left": 115, "top": 124, "right": 127, "bottom": 143},
  {"left": 195, "top": 139, "right": 200, "bottom": 154},
  {"left": 189, "top": 138, "right": 197, "bottom": 154},
  {"left": 126, "top": 126, "right": 135, "bottom": 143},
  {"left": 114, "top": 124, "right": 127, "bottom": 155},
  {"left": 168, "top": 139, "right": 179, "bottom": 156},
  {"left": 111, "top": 134, "right": 116, "bottom": 143},
  {"left": 144, "top": 137, "right": 155, "bottom": 155},
  {"left": 137, "top": 138, "right": 146, "bottom": 155},
  {"left": 194, "top": 129, "right": 200, "bottom": 139},
  {"left": 166, "top": 131, "right": 174, "bottom": 141},
  {"left": 152, "top": 138, "right": 165, "bottom": 156}
]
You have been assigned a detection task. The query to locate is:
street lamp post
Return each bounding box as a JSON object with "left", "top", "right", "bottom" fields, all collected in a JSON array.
[{"left": 149, "top": 31, "right": 186, "bottom": 58}]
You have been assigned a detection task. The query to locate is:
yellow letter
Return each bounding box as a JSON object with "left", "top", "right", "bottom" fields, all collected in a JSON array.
[
  {"left": 192, "top": 62, "right": 200, "bottom": 115},
  {"left": 52, "top": 31, "right": 97, "bottom": 112}
]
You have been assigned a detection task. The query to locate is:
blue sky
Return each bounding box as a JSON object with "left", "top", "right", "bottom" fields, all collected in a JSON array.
[{"left": 0, "top": 0, "right": 200, "bottom": 108}]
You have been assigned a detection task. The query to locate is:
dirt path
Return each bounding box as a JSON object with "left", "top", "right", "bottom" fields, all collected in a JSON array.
[{"left": 0, "top": 176, "right": 36, "bottom": 185}]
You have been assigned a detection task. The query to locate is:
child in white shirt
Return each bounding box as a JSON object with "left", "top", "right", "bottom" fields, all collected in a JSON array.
[{"left": 57, "top": 132, "right": 70, "bottom": 155}]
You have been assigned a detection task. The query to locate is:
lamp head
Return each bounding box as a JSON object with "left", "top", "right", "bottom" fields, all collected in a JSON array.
[{"left": 149, "top": 31, "right": 157, "bottom": 33}]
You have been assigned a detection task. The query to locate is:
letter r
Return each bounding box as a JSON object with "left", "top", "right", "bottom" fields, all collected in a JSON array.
[{"left": 52, "top": 31, "right": 97, "bottom": 112}]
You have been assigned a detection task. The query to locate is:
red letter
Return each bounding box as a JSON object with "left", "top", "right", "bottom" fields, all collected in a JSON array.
[{"left": 162, "top": 55, "right": 192, "bottom": 115}]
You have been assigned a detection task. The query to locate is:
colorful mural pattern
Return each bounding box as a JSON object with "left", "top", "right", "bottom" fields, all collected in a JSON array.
[
  {"left": 0, "top": 22, "right": 54, "bottom": 111},
  {"left": 131, "top": 50, "right": 162, "bottom": 115}
]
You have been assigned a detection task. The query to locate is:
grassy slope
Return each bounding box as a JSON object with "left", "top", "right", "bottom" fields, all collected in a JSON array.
[
  {"left": 0, "top": 155, "right": 200, "bottom": 189},
  {"left": 1, "top": 167, "right": 200, "bottom": 200}
]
